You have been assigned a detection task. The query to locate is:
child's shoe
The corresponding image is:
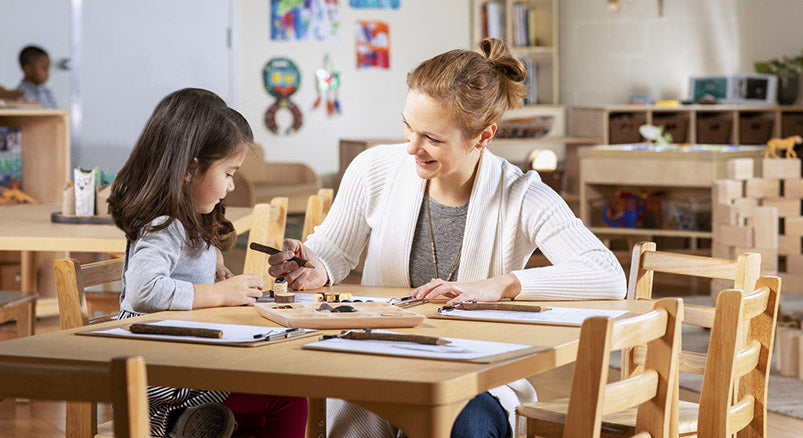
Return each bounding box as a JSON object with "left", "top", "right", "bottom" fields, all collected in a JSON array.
[{"left": 167, "top": 402, "right": 236, "bottom": 438}]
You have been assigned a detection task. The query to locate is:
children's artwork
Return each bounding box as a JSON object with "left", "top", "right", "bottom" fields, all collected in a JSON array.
[
  {"left": 355, "top": 20, "right": 390, "bottom": 69},
  {"left": 349, "top": 0, "right": 400, "bottom": 9},
  {"left": 263, "top": 57, "right": 304, "bottom": 135},
  {"left": 270, "top": 0, "right": 341, "bottom": 41},
  {"left": 73, "top": 167, "right": 96, "bottom": 216},
  {"left": 312, "top": 53, "right": 341, "bottom": 116},
  {"left": 0, "top": 127, "right": 22, "bottom": 187}
]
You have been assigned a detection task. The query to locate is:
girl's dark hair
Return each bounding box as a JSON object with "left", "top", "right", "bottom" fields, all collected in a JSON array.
[
  {"left": 406, "top": 38, "right": 527, "bottom": 138},
  {"left": 108, "top": 88, "right": 254, "bottom": 251}
]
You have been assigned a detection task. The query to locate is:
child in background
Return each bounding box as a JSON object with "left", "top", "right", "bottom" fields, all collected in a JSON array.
[
  {"left": 107, "top": 88, "right": 307, "bottom": 438},
  {"left": 16, "top": 45, "right": 58, "bottom": 108}
]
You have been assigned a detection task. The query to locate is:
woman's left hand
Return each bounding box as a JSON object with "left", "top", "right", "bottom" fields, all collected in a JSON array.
[
  {"left": 411, "top": 273, "right": 521, "bottom": 305},
  {"left": 215, "top": 248, "right": 234, "bottom": 281}
]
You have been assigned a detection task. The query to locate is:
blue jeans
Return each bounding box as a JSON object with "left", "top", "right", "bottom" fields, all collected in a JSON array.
[{"left": 451, "top": 392, "right": 510, "bottom": 438}]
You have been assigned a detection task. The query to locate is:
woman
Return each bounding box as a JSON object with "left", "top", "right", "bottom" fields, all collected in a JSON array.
[{"left": 269, "top": 39, "right": 626, "bottom": 437}]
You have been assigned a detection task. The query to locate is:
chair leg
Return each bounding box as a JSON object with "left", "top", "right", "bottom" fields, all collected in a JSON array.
[
  {"left": 306, "top": 397, "right": 326, "bottom": 438},
  {"left": 66, "top": 401, "right": 98, "bottom": 438}
]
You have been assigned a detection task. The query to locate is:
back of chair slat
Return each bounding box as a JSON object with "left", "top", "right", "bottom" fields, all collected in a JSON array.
[
  {"left": 54, "top": 258, "right": 90, "bottom": 329},
  {"left": 0, "top": 356, "right": 150, "bottom": 438},
  {"left": 82, "top": 258, "right": 125, "bottom": 288},
  {"left": 243, "top": 198, "right": 287, "bottom": 285},
  {"left": 682, "top": 304, "right": 715, "bottom": 328},
  {"left": 302, "top": 188, "right": 334, "bottom": 242},
  {"left": 563, "top": 298, "right": 682, "bottom": 438}
]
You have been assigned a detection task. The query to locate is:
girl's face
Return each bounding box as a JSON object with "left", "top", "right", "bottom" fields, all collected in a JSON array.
[
  {"left": 402, "top": 90, "right": 483, "bottom": 183},
  {"left": 190, "top": 148, "right": 247, "bottom": 214}
]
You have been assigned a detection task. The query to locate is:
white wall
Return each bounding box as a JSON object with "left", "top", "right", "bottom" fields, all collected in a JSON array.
[
  {"left": 560, "top": 0, "right": 803, "bottom": 108},
  {"left": 237, "top": 0, "right": 471, "bottom": 178}
]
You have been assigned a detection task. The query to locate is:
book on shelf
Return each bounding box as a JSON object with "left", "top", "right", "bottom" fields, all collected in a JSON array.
[
  {"left": 517, "top": 54, "right": 538, "bottom": 104},
  {"left": 482, "top": 1, "right": 505, "bottom": 40},
  {"left": 0, "top": 126, "right": 22, "bottom": 188}
]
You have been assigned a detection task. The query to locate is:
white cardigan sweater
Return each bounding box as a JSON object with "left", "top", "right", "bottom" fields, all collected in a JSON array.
[{"left": 307, "top": 144, "right": 627, "bottom": 435}]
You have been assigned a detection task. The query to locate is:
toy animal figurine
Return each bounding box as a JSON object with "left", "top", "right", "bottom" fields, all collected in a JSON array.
[
  {"left": 74, "top": 167, "right": 96, "bottom": 216},
  {"left": 764, "top": 135, "right": 802, "bottom": 159},
  {"left": 0, "top": 182, "right": 37, "bottom": 205}
]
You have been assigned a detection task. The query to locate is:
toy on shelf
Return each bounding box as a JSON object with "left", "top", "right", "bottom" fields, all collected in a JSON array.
[
  {"left": 764, "top": 135, "right": 802, "bottom": 158},
  {"left": 0, "top": 182, "right": 37, "bottom": 205},
  {"left": 53, "top": 166, "right": 116, "bottom": 224},
  {"left": 639, "top": 124, "right": 673, "bottom": 146}
]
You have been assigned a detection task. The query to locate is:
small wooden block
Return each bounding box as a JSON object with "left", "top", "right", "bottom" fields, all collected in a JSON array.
[
  {"left": 746, "top": 206, "right": 779, "bottom": 249},
  {"left": 711, "top": 242, "right": 734, "bottom": 259},
  {"left": 762, "top": 158, "right": 801, "bottom": 179},
  {"left": 787, "top": 254, "right": 803, "bottom": 273},
  {"left": 745, "top": 178, "right": 780, "bottom": 199},
  {"left": 732, "top": 197, "right": 758, "bottom": 217},
  {"left": 779, "top": 272, "right": 803, "bottom": 294},
  {"left": 785, "top": 217, "right": 803, "bottom": 236},
  {"left": 760, "top": 198, "right": 801, "bottom": 217},
  {"left": 713, "top": 180, "right": 744, "bottom": 204},
  {"left": 734, "top": 246, "right": 778, "bottom": 274},
  {"left": 784, "top": 179, "right": 803, "bottom": 198},
  {"left": 776, "top": 327, "right": 800, "bottom": 377},
  {"left": 727, "top": 158, "right": 754, "bottom": 180},
  {"left": 778, "top": 234, "right": 802, "bottom": 256},
  {"left": 713, "top": 224, "right": 753, "bottom": 247},
  {"left": 274, "top": 292, "right": 295, "bottom": 303},
  {"left": 712, "top": 203, "right": 739, "bottom": 226}
]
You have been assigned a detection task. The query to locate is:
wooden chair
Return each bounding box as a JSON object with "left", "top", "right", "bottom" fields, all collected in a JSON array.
[
  {"left": 517, "top": 297, "right": 683, "bottom": 438},
  {"left": 0, "top": 356, "right": 150, "bottom": 438},
  {"left": 0, "top": 290, "right": 37, "bottom": 340},
  {"left": 54, "top": 256, "right": 128, "bottom": 437},
  {"left": 242, "top": 198, "right": 288, "bottom": 285},
  {"left": 302, "top": 188, "right": 334, "bottom": 242}
]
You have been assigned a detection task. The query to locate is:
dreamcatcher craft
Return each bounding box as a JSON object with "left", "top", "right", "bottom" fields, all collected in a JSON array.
[
  {"left": 263, "top": 57, "right": 303, "bottom": 135},
  {"left": 312, "top": 54, "right": 341, "bottom": 115}
]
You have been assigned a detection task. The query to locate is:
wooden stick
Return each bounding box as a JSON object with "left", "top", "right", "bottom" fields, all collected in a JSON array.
[
  {"left": 455, "top": 302, "right": 551, "bottom": 312},
  {"left": 129, "top": 323, "right": 223, "bottom": 339},
  {"left": 337, "top": 331, "right": 450, "bottom": 345},
  {"left": 249, "top": 242, "right": 315, "bottom": 269}
]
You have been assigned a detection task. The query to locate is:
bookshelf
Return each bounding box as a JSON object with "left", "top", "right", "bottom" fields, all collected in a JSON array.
[{"left": 471, "top": 0, "right": 559, "bottom": 105}]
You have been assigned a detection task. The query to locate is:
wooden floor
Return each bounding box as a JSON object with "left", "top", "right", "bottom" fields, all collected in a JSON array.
[{"left": 1, "top": 314, "right": 802, "bottom": 437}]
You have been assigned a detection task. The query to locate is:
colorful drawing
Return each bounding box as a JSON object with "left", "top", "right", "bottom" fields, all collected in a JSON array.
[
  {"left": 355, "top": 20, "right": 390, "bottom": 69},
  {"left": 271, "top": 0, "right": 341, "bottom": 41},
  {"left": 349, "top": 0, "right": 400, "bottom": 9},
  {"left": 263, "top": 58, "right": 304, "bottom": 135}
]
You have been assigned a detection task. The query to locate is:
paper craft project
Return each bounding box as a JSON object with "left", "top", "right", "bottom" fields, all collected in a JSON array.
[
  {"left": 433, "top": 306, "right": 629, "bottom": 327},
  {"left": 79, "top": 319, "right": 318, "bottom": 347},
  {"left": 255, "top": 301, "right": 423, "bottom": 329},
  {"left": 304, "top": 329, "right": 548, "bottom": 363}
]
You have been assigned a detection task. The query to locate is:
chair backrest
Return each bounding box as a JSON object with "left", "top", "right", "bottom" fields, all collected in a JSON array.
[
  {"left": 623, "top": 241, "right": 762, "bottom": 377},
  {"left": 563, "top": 297, "right": 683, "bottom": 438},
  {"left": 698, "top": 277, "right": 780, "bottom": 437},
  {"left": 0, "top": 356, "right": 151, "bottom": 438},
  {"left": 54, "top": 257, "right": 125, "bottom": 330},
  {"left": 243, "top": 198, "right": 288, "bottom": 285},
  {"left": 302, "top": 188, "right": 334, "bottom": 242}
]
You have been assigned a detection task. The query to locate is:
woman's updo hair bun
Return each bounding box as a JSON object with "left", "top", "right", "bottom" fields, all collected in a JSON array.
[{"left": 407, "top": 38, "right": 528, "bottom": 138}]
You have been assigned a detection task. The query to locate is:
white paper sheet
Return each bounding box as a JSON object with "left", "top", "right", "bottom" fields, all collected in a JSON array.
[
  {"left": 437, "top": 307, "right": 629, "bottom": 326},
  {"left": 303, "top": 329, "right": 547, "bottom": 363},
  {"left": 84, "top": 319, "right": 317, "bottom": 344}
]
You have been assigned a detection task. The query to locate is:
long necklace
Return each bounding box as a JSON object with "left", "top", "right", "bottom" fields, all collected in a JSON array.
[{"left": 425, "top": 181, "right": 463, "bottom": 281}]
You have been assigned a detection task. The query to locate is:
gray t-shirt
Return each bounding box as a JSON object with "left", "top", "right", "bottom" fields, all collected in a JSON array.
[
  {"left": 409, "top": 195, "right": 468, "bottom": 287},
  {"left": 120, "top": 216, "right": 215, "bottom": 314}
]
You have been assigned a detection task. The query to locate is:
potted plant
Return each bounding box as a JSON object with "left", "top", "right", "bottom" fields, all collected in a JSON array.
[{"left": 755, "top": 49, "right": 803, "bottom": 105}]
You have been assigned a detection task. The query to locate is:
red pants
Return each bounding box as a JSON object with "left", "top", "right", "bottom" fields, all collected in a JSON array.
[{"left": 223, "top": 393, "right": 308, "bottom": 438}]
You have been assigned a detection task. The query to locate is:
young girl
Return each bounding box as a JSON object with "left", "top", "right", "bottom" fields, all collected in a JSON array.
[{"left": 108, "top": 88, "right": 307, "bottom": 438}]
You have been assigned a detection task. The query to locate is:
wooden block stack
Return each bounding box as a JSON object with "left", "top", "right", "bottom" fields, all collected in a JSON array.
[
  {"left": 776, "top": 324, "right": 803, "bottom": 379},
  {"left": 711, "top": 158, "right": 780, "bottom": 297}
]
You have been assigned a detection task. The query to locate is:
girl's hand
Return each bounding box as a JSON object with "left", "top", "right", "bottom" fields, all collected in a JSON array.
[
  {"left": 410, "top": 274, "right": 521, "bottom": 305},
  {"left": 267, "top": 238, "right": 327, "bottom": 290},
  {"left": 215, "top": 248, "right": 233, "bottom": 281},
  {"left": 193, "top": 274, "right": 263, "bottom": 308}
]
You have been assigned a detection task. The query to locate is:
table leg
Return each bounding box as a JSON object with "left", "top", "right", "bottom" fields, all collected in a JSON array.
[
  {"left": 19, "top": 250, "right": 35, "bottom": 295},
  {"left": 354, "top": 399, "right": 469, "bottom": 438}
]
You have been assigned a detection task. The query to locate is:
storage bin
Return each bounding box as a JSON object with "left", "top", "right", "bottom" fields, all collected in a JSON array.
[
  {"left": 739, "top": 117, "right": 774, "bottom": 144},
  {"left": 782, "top": 112, "right": 803, "bottom": 137},
  {"left": 608, "top": 113, "right": 646, "bottom": 144},
  {"left": 697, "top": 116, "right": 733, "bottom": 144},
  {"left": 653, "top": 115, "right": 689, "bottom": 143}
]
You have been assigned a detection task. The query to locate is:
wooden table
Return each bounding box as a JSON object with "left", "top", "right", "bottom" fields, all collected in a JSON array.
[
  {"left": 0, "top": 203, "right": 253, "bottom": 316},
  {"left": 0, "top": 284, "right": 653, "bottom": 437}
]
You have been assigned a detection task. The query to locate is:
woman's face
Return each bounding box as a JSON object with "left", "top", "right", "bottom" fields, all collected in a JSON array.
[{"left": 402, "top": 90, "right": 481, "bottom": 183}]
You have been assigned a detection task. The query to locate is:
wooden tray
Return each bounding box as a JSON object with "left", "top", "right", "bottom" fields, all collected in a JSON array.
[
  {"left": 51, "top": 212, "right": 115, "bottom": 225},
  {"left": 254, "top": 302, "right": 424, "bottom": 329}
]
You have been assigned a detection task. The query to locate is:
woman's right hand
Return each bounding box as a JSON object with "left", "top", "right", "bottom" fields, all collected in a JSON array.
[{"left": 267, "top": 238, "right": 327, "bottom": 290}]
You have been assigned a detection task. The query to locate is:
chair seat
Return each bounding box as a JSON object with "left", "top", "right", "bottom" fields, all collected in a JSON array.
[{"left": 518, "top": 398, "right": 700, "bottom": 436}]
